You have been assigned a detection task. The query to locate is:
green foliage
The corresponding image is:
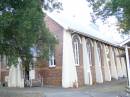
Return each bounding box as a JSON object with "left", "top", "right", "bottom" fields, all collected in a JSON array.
[
  {"left": 42, "top": 0, "right": 63, "bottom": 12},
  {"left": 0, "top": 0, "right": 57, "bottom": 66},
  {"left": 87, "top": 0, "right": 130, "bottom": 33},
  {"left": 7, "top": 56, "right": 18, "bottom": 67}
]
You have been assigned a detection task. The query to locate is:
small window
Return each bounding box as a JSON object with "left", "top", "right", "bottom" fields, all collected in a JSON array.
[
  {"left": 72, "top": 34, "right": 81, "bottom": 66},
  {"left": 49, "top": 48, "right": 55, "bottom": 67}
]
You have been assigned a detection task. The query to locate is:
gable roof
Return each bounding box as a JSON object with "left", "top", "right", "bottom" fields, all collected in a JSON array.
[{"left": 120, "top": 37, "right": 130, "bottom": 46}]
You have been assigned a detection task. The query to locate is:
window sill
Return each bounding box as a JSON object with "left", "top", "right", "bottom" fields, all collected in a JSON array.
[
  {"left": 49, "top": 65, "right": 56, "bottom": 68},
  {"left": 75, "top": 64, "right": 80, "bottom": 67}
]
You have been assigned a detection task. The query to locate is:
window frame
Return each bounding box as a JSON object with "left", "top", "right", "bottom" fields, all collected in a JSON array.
[
  {"left": 105, "top": 45, "right": 110, "bottom": 64},
  {"left": 72, "top": 34, "right": 81, "bottom": 66},
  {"left": 97, "top": 42, "right": 102, "bottom": 65},
  {"left": 48, "top": 47, "right": 56, "bottom": 68},
  {"left": 86, "top": 39, "right": 93, "bottom": 66}
]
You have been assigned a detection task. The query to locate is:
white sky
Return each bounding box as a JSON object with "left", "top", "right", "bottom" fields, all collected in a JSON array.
[
  {"left": 44, "top": 0, "right": 127, "bottom": 43},
  {"left": 61, "top": 0, "right": 92, "bottom": 24}
]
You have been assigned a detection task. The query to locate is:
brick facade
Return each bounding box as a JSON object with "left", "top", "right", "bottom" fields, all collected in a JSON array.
[
  {"left": 0, "top": 64, "right": 9, "bottom": 86},
  {"left": 35, "top": 16, "right": 64, "bottom": 86}
]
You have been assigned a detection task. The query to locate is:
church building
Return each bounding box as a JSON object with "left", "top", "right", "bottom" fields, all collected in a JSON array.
[
  {"left": 0, "top": 14, "right": 127, "bottom": 88},
  {"left": 35, "top": 15, "right": 127, "bottom": 88}
]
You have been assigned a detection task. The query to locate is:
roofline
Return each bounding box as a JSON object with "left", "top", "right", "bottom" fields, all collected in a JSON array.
[
  {"left": 120, "top": 38, "right": 130, "bottom": 46},
  {"left": 45, "top": 14, "right": 68, "bottom": 29},
  {"left": 45, "top": 14, "right": 124, "bottom": 49},
  {"left": 67, "top": 28, "right": 124, "bottom": 49}
]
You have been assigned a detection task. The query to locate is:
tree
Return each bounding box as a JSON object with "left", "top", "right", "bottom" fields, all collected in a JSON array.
[
  {"left": 0, "top": 0, "right": 57, "bottom": 66},
  {"left": 87, "top": 0, "right": 130, "bottom": 33},
  {"left": 42, "top": 0, "right": 63, "bottom": 12}
]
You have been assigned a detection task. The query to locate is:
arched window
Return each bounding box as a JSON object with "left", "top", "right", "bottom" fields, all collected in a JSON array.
[
  {"left": 97, "top": 43, "right": 102, "bottom": 64},
  {"left": 105, "top": 45, "right": 110, "bottom": 64},
  {"left": 86, "top": 39, "right": 93, "bottom": 66},
  {"left": 72, "top": 34, "right": 81, "bottom": 66}
]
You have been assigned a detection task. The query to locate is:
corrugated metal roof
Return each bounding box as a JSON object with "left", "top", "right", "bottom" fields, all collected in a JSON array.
[{"left": 46, "top": 12, "right": 124, "bottom": 48}]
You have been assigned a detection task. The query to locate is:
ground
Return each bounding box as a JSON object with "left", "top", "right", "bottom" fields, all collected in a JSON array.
[{"left": 0, "top": 78, "right": 130, "bottom": 97}]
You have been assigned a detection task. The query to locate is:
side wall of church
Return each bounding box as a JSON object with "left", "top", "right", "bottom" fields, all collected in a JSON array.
[
  {"left": 76, "top": 34, "right": 127, "bottom": 86},
  {"left": 36, "top": 16, "right": 64, "bottom": 86}
]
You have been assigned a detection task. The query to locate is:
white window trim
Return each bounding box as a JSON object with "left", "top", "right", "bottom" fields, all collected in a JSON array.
[
  {"left": 72, "top": 34, "right": 81, "bottom": 66},
  {"left": 105, "top": 46, "right": 110, "bottom": 63},
  {"left": 49, "top": 48, "right": 56, "bottom": 68},
  {"left": 87, "top": 43, "right": 92, "bottom": 66},
  {"left": 74, "top": 40, "right": 80, "bottom": 66},
  {"left": 97, "top": 44, "right": 102, "bottom": 65}
]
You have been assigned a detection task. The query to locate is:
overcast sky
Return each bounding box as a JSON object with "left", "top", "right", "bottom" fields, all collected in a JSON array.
[
  {"left": 44, "top": 0, "right": 127, "bottom": 43},
  {"left": 61, "top": 0, "right": 92, "bottom": 23},
  {"left": 61, "top": 0, "right": 120, "bottom": 34}
]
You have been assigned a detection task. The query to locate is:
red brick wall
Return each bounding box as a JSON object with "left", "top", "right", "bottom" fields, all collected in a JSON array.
[
  {"left": 36, "top": 67, "right": 62, "bottom": 86},
  {"left": 0, "top": 65, "right": 9, "bottom": 85},
  {"left": 76, "top": 37, "right": 84, "bottom": 86},
  {"left": 36, "top": 15, "right": 64, "bottom": 86}
]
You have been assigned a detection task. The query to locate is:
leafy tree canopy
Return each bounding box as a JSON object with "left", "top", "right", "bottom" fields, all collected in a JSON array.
[
  {"left": 42, "top": 0, "right": 63, "bottom": 12},
  {"left": 0, "top": 0, "right": 57, "bottom": 65},
  {"left": 87, "top": 0, "right": 130, "bottom": 33}
]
